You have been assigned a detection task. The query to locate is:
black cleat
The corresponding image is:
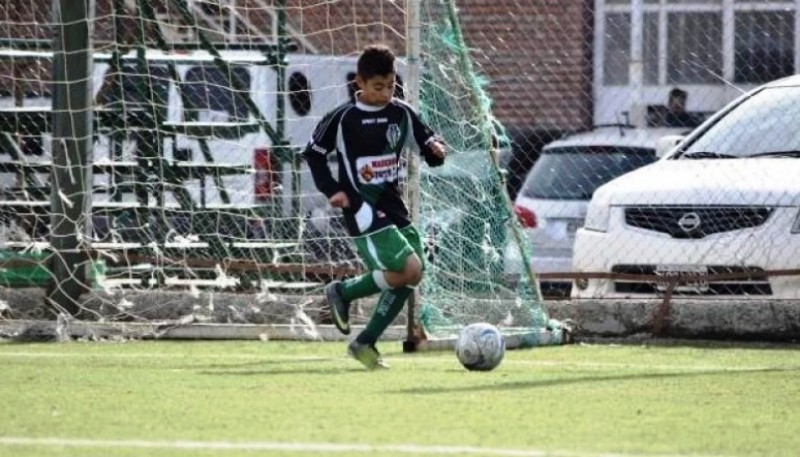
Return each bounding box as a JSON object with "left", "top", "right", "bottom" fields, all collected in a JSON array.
[{"left": 325, "top": 280, "right": 351, "bottom": 335}]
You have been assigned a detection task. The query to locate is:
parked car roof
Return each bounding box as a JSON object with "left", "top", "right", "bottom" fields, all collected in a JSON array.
[
  {"left": 764, "top": 74, "right": 800, "bottom": 88},
  {"left": 544, "top": 126, "right": 689, "bottom": 151}
]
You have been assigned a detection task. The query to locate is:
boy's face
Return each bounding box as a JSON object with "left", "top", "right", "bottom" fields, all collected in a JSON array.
[{"left": 356, "top": 73, "right": 395, "bottom": 106}]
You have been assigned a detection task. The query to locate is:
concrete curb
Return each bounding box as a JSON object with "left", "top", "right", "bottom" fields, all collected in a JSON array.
[
  {"left": 2, "top": 288, "right": 800, "bottom": 341},
  {"left": 546, "top": 299, "right": 800, "bottom": 341}
]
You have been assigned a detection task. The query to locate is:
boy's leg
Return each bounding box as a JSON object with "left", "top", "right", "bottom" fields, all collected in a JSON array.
[
  {"left": 354, "top": 225, "right": 423, "bottom": 346},
  {"left": 339, "top": 270, "right": 389, "bottom": 302},
  {"left": 327, "top": 226, "right": 414, "bottom": 335},
  {"left": 348, "top": 287, "right": 411, "bottom": 369},
  {"left": 349, "top": 224, "right": 424, "bottom": 369},
  {"left": 355, "top": 285, "right": 413, "bottom": 347},
  {"left": 326, "top": 271, "right": 391, "bottom": 335},
  {"left": 341, "top": 224, "right": 424, "bottom": 300},
  {"left": 398, "top": 224, "right": 426, "bottom": 271},
  {"left": 342, "top": 227, "right": 416, "bottom": 299}
]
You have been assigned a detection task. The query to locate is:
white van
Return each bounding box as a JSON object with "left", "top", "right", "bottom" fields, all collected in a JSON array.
[
  {"left": 0, "top": 49, "right": 406, "bottom": 241},
  {"left": 89, "top": 50, "right": 404, "bottom": 214}
]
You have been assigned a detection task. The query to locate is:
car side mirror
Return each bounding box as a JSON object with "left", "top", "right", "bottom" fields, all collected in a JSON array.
[{"left": 655, "top": 134, "right": 685, "bottom": 158}]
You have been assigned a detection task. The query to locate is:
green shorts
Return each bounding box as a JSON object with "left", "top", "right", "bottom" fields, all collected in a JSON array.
[{"left": 352, "top": 224, "right": 424, "bottom": 272}]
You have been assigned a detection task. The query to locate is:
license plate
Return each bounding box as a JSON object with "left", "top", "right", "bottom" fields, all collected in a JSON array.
[{"left": 654, "top": 264, "right": 709, "bottom": 292}]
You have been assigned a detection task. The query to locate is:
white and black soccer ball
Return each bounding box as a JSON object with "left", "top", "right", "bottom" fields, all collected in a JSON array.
[{"left": 455, "top": 322, "right": 505, "bottom": 371}]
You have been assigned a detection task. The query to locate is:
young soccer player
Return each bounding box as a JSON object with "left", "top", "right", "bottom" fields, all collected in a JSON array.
[{"left": 302, "top": 44, "right": 447, "bottom": 369}]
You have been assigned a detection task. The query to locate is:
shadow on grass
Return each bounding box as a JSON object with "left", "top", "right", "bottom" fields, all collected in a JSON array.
[
  {"left": 197, "top": 366, "right": 365, "bottom": 376},
  {"left": 193, "top": 357, "right": 338, "bottom": 370},
  {"left": 196, "top": 358, "right": 373, "bottom": 376},
  {"left": 390, "top": 366, "right": 800, "bottom": 395}
]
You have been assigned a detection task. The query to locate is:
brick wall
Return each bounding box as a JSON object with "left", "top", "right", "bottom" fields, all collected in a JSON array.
[
  {"left": 283, "top": 0, "right": 406, "bottom": 56},
  {"left": 1, "top": 0, "right": 592, "bottom": 131},
  {"left": 455, "top": 0, "right": 592, "bottom": 131},
  {"left": 283, "top": 0, "right": 592, "bottom": 131}
]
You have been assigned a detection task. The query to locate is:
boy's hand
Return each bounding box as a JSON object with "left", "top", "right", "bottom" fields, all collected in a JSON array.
[
  {"left": 430, "top": 141, "right": 446, "bottom": 160},
  {"left": 329, "top": 191, "right": 350, "bottom": 208}
]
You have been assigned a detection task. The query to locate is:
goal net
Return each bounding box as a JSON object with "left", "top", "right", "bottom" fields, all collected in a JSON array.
[
  {"left": 0, "top": 0, "right": 569, "bottom": 345},
  {"left": 412, "top": 1, "right": 568, "bottom": 346}
]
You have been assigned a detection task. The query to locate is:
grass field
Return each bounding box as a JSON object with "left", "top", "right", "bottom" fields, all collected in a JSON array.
[{"left": 1, "top": 339, "right": 798, "bottom": 457}]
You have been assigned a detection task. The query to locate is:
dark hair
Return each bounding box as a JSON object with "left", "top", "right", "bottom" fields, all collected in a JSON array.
[
  {"left": 669, "top": 87, "right": 687, "bottom": 101},
  {"left": 357, "top": 45, "right": 395, "bottom": 80}
]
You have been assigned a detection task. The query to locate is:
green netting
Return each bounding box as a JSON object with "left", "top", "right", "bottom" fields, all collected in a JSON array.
[{"left": 416, "top": 1, "right": 567, "bottom": 345}]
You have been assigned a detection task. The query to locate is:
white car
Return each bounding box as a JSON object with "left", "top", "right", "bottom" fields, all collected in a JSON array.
[
  {"left": 572, "top": 75, "right": 800, "bottom": 299},
  {"left": 504, "top": 126, "right": 687, "bottom": 296}
]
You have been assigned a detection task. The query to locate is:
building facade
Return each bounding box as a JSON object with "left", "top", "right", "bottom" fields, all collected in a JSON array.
[
  {"left": 2, "top": 1, "right": 796, "bottom": 133},
  {"left": 595, "top": 0, "right": 798, "bottom": 125}
]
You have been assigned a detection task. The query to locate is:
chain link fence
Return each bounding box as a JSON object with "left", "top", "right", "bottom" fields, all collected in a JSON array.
[{"left": 0, "top": 1, "right": 798, "bottom": 328}]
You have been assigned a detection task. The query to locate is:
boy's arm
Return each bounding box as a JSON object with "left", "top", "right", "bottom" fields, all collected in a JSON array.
[
  {"left": 407, "top": 106, "right": 446, "bottom": 167},
  {"left": 302, "top": 111, "right": 343, "bottom": 199}
]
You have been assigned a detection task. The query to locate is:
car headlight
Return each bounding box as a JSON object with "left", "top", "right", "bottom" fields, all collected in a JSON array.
[
  {"left": 792, "top": 209, "right": 800, "bottom": 234},
  {"left": 583, "top": 204, "right": 610, "bottom": 233}
]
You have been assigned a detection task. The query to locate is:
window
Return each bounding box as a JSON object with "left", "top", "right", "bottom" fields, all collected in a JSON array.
[
  {"left": 521, "top": 147, "right": 657, "bottom": 200},
  {"left": 683, "top": 86, "right": 800, "bottom": 157},
  {"left": 667, "top": 12, "right": 723, "bottom": 84},
  {"left": 599, "top": 1, "right": 795, "bottom": 87},
  {"left": 735, "top": 11, "right": 794, "bottom": 83},
  {"left": 644, "top": 12, "right": 660, "bottom": 85},
  {"left": 288, "top": 72, "right": 312, "bottom": 116},
  {"left": 603, "top": 13, "right": 631, "bottom": 85},
  {"left": 184, "top": 65, "right": 250, "bottom": 122},
  {"left": 97, "top": 65, "right": 170, "bottom": 110},
  {"left": 602, "top": 11, "right": 659, "bottom": 85}
]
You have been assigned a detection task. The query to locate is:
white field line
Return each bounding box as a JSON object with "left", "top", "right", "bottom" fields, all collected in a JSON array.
[
  {"left": 0, "top": 436, "right": 729, "bottom": 457},
  {"left": 0, "top": 350, "right": 796, "bottom": 373}
]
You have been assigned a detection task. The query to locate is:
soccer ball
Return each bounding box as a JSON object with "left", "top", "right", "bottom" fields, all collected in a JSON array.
[{"left": 455, "top": 322, "right": 505, "bottom": 371}]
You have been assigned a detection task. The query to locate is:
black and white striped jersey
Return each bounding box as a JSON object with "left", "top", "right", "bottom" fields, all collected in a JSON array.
[{"left": 302, "top": 97, "right": 444, "bottom": 236}]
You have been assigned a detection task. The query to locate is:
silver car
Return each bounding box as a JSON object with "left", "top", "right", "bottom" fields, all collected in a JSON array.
[{"left": 504, "top": 126, "right": 687, "bottom": 296}]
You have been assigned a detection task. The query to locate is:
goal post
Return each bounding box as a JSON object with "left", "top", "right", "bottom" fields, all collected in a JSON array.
[
  {"left": 403, "top": 0, "right": 423, "bottom": 353},
  {"left": 0, "top": 0, "right": 570, "bottom": 347},
  {"left": 47, "top": 0, "right": 96, "bottom": 316},
  {"left": 406, "top": 0, "right": 570, "bottom": 349}
]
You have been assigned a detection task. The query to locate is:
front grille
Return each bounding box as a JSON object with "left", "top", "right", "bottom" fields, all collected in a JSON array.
[
  {"left": 624, "top": 206, "right": 773, "bottom": 239},
  {"left": 612, "top": 265, "right": 772, "bottom": 296}
]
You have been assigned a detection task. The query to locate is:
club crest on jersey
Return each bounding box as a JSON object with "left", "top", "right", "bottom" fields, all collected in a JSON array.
[
  {"left": 386, "top": 124, "right": 401, "bottom": 149},
  {"left": 356, "top": 154, "right": 398, "bottom": 184}
]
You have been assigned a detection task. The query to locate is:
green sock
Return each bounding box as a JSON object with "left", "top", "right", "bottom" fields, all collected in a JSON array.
[
  {"left": 356, "top": 287, "right": 413, "bottom": 346},
  {"left": 341, "top": 272, "right": 382, "bottom": 301}
]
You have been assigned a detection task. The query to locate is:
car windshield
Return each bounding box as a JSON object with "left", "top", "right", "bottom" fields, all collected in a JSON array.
[
  {"left": 520, "top": 146, "right": 656, "bottom": 200},
  {"left": 682, "top": 86, "right": 800, "bottom": 158}
]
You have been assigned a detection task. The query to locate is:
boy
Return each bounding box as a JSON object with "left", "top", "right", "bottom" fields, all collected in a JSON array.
[{"left": 302, "top": 44, "right": 447, "bottom": 370}]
